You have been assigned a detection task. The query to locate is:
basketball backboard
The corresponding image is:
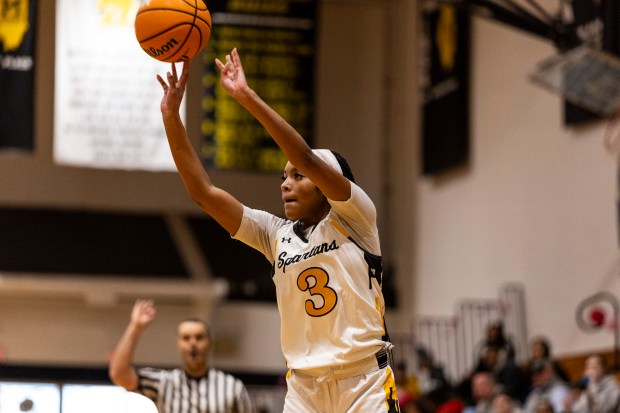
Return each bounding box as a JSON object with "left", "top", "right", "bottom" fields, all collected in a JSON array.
[
  {"left": 529, "top": 45, "right": 620, "bottom": 117},
  {"left": 458, "top": 0, "right": 620, "bottom": 122}
]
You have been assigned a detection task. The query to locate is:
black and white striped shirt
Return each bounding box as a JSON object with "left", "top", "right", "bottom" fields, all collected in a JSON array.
[{"left": 136, "top": 367, "right": 255, "bottom": 413}]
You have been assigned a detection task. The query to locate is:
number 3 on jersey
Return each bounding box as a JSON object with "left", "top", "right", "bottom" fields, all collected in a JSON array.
[{"left": 297, "top": 267, "right": 338, "bottom": 317}]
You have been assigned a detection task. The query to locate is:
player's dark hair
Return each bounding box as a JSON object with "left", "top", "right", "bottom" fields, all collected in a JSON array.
[{"left": 330, "top": 150, "right": 355, "bottom": 183}]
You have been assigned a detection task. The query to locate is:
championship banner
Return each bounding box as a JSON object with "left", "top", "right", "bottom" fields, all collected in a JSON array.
[
  {"left": 53, "top": 0, "right": 179, "bottom": 171},
  {"left": 202, "top": 0, "right": 317, "bottom": 172},
  {"left": 420, "top": 1, "right": 470, "bottom": 175},
  {"left": 0, "top": 0, "right": 36, "bottom": 151}
]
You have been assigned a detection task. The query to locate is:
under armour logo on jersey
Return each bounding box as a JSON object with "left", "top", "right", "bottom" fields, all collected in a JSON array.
[{"left": 281, "top": 237, "right": 291, "bottom": 243}]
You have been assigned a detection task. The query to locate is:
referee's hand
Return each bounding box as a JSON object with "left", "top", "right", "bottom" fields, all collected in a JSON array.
[{"left": 131, "top": 299, "right": 157, "bottom": 329}]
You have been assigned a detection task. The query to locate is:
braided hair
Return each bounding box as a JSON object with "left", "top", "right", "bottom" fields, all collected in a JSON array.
[{"left": 330, "top": 150, "right": 355, "bottom": 183}]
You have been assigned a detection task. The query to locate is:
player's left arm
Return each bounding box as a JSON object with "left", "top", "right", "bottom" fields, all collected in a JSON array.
[{"left": 215, "top": 48, "right": 350, "bottom": 201}]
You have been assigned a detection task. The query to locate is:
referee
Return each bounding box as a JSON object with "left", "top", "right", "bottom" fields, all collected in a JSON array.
[{"left": 109, "top": 299, "right": 255, "bottom": 413}]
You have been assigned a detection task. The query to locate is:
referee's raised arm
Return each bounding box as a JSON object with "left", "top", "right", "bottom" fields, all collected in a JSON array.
[{"left": 108, "top": 299, "right": 156, "bottom": 390}]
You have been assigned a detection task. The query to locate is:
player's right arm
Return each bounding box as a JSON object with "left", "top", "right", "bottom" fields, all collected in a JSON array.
[
  {"left": 108, "top": 299, "right": 157, "bottom": 391},
  {"left": 158, "top": 59, "right": 244, "bottom": 236}
]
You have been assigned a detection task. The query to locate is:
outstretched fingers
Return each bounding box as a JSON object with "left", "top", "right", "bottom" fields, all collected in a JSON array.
[
  {"left": 231, "top": 47, "right": 243, "bottom": 71},
  {"left": 156, "top": 74, "right": 168, "bottom": 91},
  {"left": 215, "top": 55, "right": 234, "bottom": 78},
  {"left": 156, "top": 64, "right": 178, "bottom": 92},
  {"left": 214, "top": 57, "right": 222, "bottom": 67},
  {"left": 178, "top": 58, "right": 190, "bottom": 86}
]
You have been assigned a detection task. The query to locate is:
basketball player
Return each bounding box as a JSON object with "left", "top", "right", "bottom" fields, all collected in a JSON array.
[
  {"left": 156, "top": 48, "right": 399, "bottom": 412},
  {"left": 109, "top": 299, "right": 255, "bottom": 413}
]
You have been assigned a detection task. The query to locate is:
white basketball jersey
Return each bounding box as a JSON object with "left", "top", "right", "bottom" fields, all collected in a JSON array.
[{"left": 234, "top": 183, "right": 388, "bottom": 370}]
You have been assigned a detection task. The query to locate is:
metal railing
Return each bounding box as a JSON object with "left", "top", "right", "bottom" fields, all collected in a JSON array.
[{"left": 392, "top": 282, "right": 528, "bottom": 383}]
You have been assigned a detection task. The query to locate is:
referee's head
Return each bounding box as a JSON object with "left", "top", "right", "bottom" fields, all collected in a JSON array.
[{"left": 177, "top": 318, "right": 211, "bottom": 377}]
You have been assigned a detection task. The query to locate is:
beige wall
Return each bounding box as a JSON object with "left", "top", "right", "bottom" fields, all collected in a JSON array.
[
  {"left": 412, "top": 13, "right": 619, "bottom": 358},
  {"left": 1, "top": 0, "right": 617, "bottom": 375}
]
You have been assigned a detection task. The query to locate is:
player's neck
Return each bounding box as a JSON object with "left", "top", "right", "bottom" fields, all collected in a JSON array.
[{"left": 299, "top": 205, "right": 330, "bottom": 229}]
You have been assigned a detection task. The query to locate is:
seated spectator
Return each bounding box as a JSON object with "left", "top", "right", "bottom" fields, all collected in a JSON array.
[
  {"left": 400, "top": 398, "right": 421, "bottom": 413},
  {"left": 395, "top": 360, "right": 420, "bottom": 407},
  {"left": 473, "top": 345, "right": 531, "bottom": 404},
  {"left": 456, "top": 345, "right": 500, "bottom": 406},
  {"left": 474, "top": 321, "right": 516, "bottom": 367},
  {"left": 562, "top": 380, "right": 586, "bottom": 413},
  {"left": 406, "top": 394, "right": 445, "bottom": 413},
  {"left": 523, "top": 359, "right": 570, "bottom": 413},
  {"left": 563, "top": 353, "right": 620, "bottom": 413},
  {"left": 415, "top": 345, "right": 450, "bottom": 397},
  {"left": 524, "top": 336, "right": 570, "bottom": 384},
  {"left": 464, "top": 371, "right": 499, "bottom": 413},
  {"left": 492, "top": 391, "right": 523, "bottom": 413},
  {"left": 457, "top": 324, "right": 527, "bottom": 406},
  {"left": 437, "top": 398, "right": 465, "bottom": 413},
  {"left": 533, "top": 399, "right": 555, "bottom": 413}
]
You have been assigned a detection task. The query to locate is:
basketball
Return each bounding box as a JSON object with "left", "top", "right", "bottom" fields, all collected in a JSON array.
[{"left": 135, "top": 0, "right": 212, "bottom": 63}]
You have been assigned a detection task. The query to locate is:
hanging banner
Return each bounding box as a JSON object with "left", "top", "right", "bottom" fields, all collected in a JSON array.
[
  {"left": 0, "top": 0, "right": 36, "bottom": 151},
  {"left": 201, "top": 0, "right": 317, "bottom": 172},
  {"left": 420, "top": 1, "right": 470, "bottom": 175},
  {"left": 53, "top": 0, "right": 180, "bottom": 171}
]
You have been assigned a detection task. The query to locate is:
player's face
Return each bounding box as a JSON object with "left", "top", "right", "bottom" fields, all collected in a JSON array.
[
  {"left": 177, "top": 321, "right": 209, "bottom": 376},
  {"left": 281, "top": 162, "right": 330, "bottom": 224}
]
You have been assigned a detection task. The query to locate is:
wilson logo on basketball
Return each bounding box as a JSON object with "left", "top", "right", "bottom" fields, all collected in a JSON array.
[
  {"left": 134, "top": 0, "right": 211, "bottom": 62},
  {"left": 143, "top": 38, "right": 179, "bottom": 59}
]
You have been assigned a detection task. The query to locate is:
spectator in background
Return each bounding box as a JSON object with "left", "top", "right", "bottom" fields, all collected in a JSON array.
[
  {"left": 524, "top": 336, "right": 570, "bottom": 384},
  {"left": 437, "top": 398, "right": 466, "bottom": 413},
  {"left": 563, "top": 353, "right": 620, "bottom": 413},
  {"left": 523, "top": 359, "right": 570, "bottom": 413},
  {"left": 464, "top": 371, "right": 499, "bottom": 413},
  {"left": 413, "top": 346, "right": 457, "bottom": 412},
  {"left": 403, "top": 395, "right": 443, "bottom": 413},
  {"left": 533, "top": 399, "right": 555, "bottom": 413},
  {"left": 415, "top": 345, "right": 450, "bottom": 397},
  {"left": 467, "top": 345, "right": 530, "bottom": 405},
  {"left": 458, "top": 322, "right": 528, "bottom": 405},
  {"left": 395, "top": 360, "right": 420, "bottom": 407},
  {"left": 474, "top": 322, "right": 516, "bottom": 366},
  {"left": 492, "top": 391, "right": 523, "bottom": 413}
]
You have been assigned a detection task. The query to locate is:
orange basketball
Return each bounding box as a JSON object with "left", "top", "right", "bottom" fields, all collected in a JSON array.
[{"left": 135, "top": 0, "right": 211, "bottom": 63}]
